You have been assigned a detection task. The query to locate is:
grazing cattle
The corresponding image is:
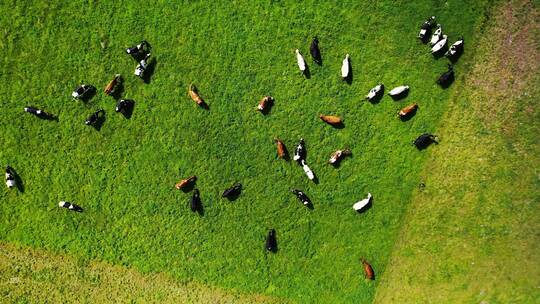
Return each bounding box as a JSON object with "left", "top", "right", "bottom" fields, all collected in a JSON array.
[
  {"left": 72, "top": 84, "right": 94, "bottom": 100},
  {"left": 445, "top": 36, "right": 464, "bottom": 58},
  {"left": 85, "top": 109, "right": 105, "bottom": 126},
  {"left": 365, "top": 84, "right": 384, "bottom": 102},
  {"left": 189, "top": 84, "right": 207, "bottom": 107},
  {"left": 175, "top": 175, "right": 197, "bottom": 190},
  {"left": 265, "top": 229, "right": 277, "bottom": 252},
  {"left": 58, "top": 201, "right": 83, "bottom": 212},
  {"left": 104, "top": 74, "right": 122, "bottom": 95},
  {"left": 310, "top": 37, "right": 322, "bottom": 64},
  {"left": 190, "top": 189, "right": 202, "bottom": 212},
  {"left": 291, "top": 189, "right": 311, "bottom": 206},
  {"left": 388, "top": 85, "right": 409, "bottom": 97},
  {"left": 274, "top": 138, "right": 288, "bottom": 159},
  {"left": 398, "top": 103, "right": 418, "bottom": 119},
  {"left": 353, "top": 193, "right": 372, "bottom": 212},
  {"left": 134, "top": 53, "right": 151, "bottom": 78},
  {"left": 293, "top": 138, "right": 306, "bottom": 162},
  {"left": 222, "top": 183, "right": 242, "bottom": 199},
  {"left": 126, "top": 40, "right": 150, "bottom": 61},
  {"left": 5, "top": 166, "right": 15, "bottom": 189},
  {"left": 437, "top": 64, "right": 454, "bottom": 87},
  {"left": 329, "top": 149, "right": 351, "bottom": 165},
  {"left": 418, "top": 16, "right": 436, "bottom": 42},
  {"left": 295, "top": 49, "right": 306, "bottom": 72},
  {"left": 430, "top": 24, "right": 442, "bottom": 46},
  {"left": 115, "top": 99, "right": 134, "bottom": 114},
  {"left": 341, "top": 54, "right": 350, "bottom": 79},
  {"left": 257, "top": 96, "right": 274, "bottom": 113},
  {"left": 361, "top": 259, "right": 375, "bottom": 280},
  {"left": 319, "top": 114, "right": 343, "bottom": 126},
  {"left": 413, "top": 133, "right": 438, "bottom": 150},
  {"left": 431, "top": 35, "right": 448, "bottom": 54},
  {"left": 24, "top": 107, "right": 55, "bottom": 120},
  {"left": 300, "top": 159, "right": 315, "bottom": 181}
]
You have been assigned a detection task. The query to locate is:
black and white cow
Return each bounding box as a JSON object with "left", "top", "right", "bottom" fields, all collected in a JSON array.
[
  {"left": 126, "top": 40, "right": 150, "bottom": 61},
  {"left": 24, "top": 107, "right": 55, "bottom": 120},
  {"left": 134, "top": 53, "right": 151, "bottom": 79},
  {"left": 5, "top": 166, "right": 15, "bottom": 189},
  {"left": 85, "top": 109, "right": 105, "bottom": 126},
  {"left": 291, "top": 189, "right": 311, "bottom": 207},
  {"left": 72, "top": 84, "right": 95, "bottom": 100},
  {"left": 418, "top": 16, "right": 436, "bottom": 42},
  {"left": 293, "top": 138, "right": 306, "bottom": 162},
  {"left": 445, "top": 36, "right": 464, "bottom": 58},
  {"left": 58, "top": 201, "right": 83, "bottom": 212}
]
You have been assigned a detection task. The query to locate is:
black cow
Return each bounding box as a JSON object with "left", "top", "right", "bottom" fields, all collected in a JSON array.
[
  {"left": 291, "top": 189, "right": 311, "bottom": 207},
  {"left": 222, "top": 183, "right": 242, "bottom": 199},
  {"left": 310, "top": 37, "right": 322, "bottom": 65},
  {"left": 190, "top": 189, "right": 202, "bottom": 213},
  {"left": 413, "top": 133, "right": 438, "bottom": 150},
  {"left": 265, "top": 229, "right": 277, "bottom": 252},
  {"left": 24, "top": 107, "right": 56, "bottom": 120},
  {"left": 293, "top": 138, "right": 306, "bottom": 162},
  {"left": 85, "top": 109, "right": 105, "bottom": 126},
  {"left": 437, "top": 64, "right": 454, "bottom": 87}
]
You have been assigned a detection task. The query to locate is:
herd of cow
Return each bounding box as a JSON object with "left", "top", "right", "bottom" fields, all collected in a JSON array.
[{"left": 5, "top": 15, "right": 462, "bottom": 281}]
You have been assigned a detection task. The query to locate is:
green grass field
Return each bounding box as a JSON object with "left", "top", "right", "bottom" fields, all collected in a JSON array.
[{"left": 3, "top": 0, "right": 537, "bottom": 303}]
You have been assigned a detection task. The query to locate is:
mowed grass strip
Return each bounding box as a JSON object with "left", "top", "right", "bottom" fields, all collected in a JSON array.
[
  {"left": 375, "top": 1, "right": 540, "bottom": 303},
  {"left": 0, "top": 243, "right": 286, "bottom": 304},
  {"left": 0, "top": 1, "right": 490, "bottom": 302}
]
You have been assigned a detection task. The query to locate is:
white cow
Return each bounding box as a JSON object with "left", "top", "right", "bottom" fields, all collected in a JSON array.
[
  {"left": 295, "top": 49, "right": 306, "bottom": 72},
  {"left": 353, "top": 193, "right": 372, "bottom": 211}
]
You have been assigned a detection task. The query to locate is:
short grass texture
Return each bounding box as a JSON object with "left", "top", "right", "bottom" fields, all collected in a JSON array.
[{"left": 0, "top": 1, "right": 491, "bottom": 302}]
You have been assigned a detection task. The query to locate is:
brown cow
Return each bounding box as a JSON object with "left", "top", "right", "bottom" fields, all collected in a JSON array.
[
  {"left": 274, "top": 138, "right": 288, "bottom": 159},
  {"left": 398, "top": 103, "right": 418, "bottom": 119},
  {"left": 175, "top": 175, "right": 197, "bottom": 190},
  {"left": 189, "top": 84, "right": 207, "bottom": 107},
  {"left": 329, "top": 149, "right": 351, "bottom": 165},
  {"left": 257, "top": 96, "right": 274, "bottom": 113},
  {"left": 319, "top": 114, "right": 343, "bottom": 126},
  {"left": 361, "top": 259, "right": 375, "bottom": 280},
  {"left": 104, "top": 74, "right": 121, "bottom": 95}
]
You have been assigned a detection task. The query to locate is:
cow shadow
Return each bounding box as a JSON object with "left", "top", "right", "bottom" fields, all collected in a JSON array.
[
  {"left": 71, "top": 205, "right": 84, "bottom": 212},
  {"left": 92, "top": 112, "right": 106, "bottom": 131},
  {"left": 368, "top": 92, "right": 384, "bottom": 104},
  {"left": 10, "top": 167, "right": 24, "bottom": 193},
  {"left": 432, "top": 44, "right": 449, "bottom": 59},
  {"left": 302, "top": 64, "right": 311, "bottom": 79},
  {"left": 143, "top": 58, "right": 157, "bottom": 84},
  {"left": 390, "top": 90, "right": 409, "bottom": 101},
  {"left": 344, "top": 61, "right": 353, "bottom": 85},
  {"left": 191, "top": 200, "right": 204, "bottom": 216},
  {"left": 448, "top": 48, "right": 464, "bottom": 64},
  {"left": 355, "top": 198, "right": 373, "bottom": 214},
  {"left": 110, "top": 82, "right": 125, "bottom": 100},
  {"left": 399, "top": 108, "right": 418, "bottom": 122},
  {"left": 80, "top": 87, "right": 97, "bottom": 103},
  {"left": 180, "top": 182, "right": 196, "bottom": 193},
  {"left": 330, "top": 121, "right": 345, "bottom": 129}
]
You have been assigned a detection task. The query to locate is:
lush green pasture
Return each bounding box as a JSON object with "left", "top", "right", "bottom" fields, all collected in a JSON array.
[{"left": 0, "top": 0, "right": 490, "bottom": 302}]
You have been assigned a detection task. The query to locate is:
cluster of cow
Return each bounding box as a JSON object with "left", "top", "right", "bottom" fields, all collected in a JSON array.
[{"left": 6, "top": 16, "right": 464, "bottom": 281}]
